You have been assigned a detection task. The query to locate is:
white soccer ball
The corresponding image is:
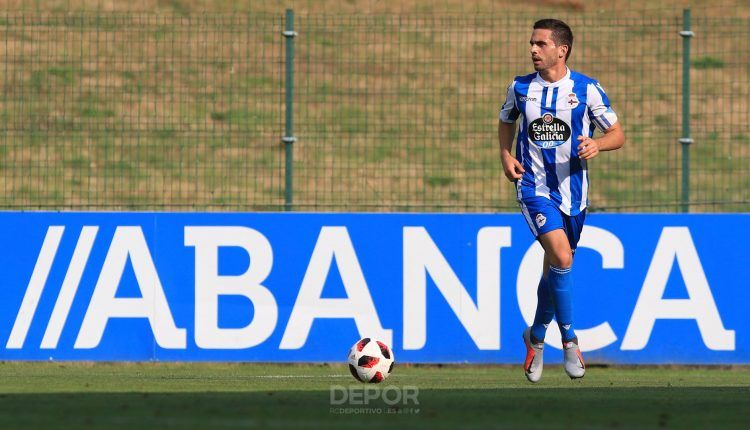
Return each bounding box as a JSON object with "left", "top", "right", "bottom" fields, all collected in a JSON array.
[{"left": 347, "top": 337, "right": 395, "bottom": 383}]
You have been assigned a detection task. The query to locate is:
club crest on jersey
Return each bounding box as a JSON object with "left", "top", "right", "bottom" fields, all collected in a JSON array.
[
  {"left": 535, "top": 213, "right": 547, "bottom": 228},
  {"left": 529, "top": 113, "right": 571, "bottom": 149},
  {"left": 566, "top": 93, "right": 579, "bottom": 108}
]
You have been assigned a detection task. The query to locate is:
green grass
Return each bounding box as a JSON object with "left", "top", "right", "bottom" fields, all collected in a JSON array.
[
  {"left": 691, "top": 56, "right": 725, "bottom": 69},
  {"left": 0, "top": 363, "right": 749, "bottom": 429},
  {"left": 0, "top": 7, "right": 749, "bottom": 211}
]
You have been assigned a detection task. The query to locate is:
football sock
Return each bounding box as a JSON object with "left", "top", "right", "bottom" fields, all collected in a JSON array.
[
  {"left": 548, "top": 264, "right": 576, "bottom": 342},
  {"left": 530, "top": 275, "right": 554, "bottom": 342}
]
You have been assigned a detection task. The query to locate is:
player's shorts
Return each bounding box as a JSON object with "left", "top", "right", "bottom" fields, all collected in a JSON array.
[{"left": 518, "top": 196, "right": 587, "bottom": 251}]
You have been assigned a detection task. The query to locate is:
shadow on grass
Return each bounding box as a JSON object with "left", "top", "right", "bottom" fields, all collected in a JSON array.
[{"left": 0, "top": 387, "right": 748, "bottom": 429}]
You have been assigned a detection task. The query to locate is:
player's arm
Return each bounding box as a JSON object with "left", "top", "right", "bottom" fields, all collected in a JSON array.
[
  {"left": 499, "top": 121, "right": 524, "bottom": 181},
  {"left": 577, "top": 122, "right": 625, "bottom": 160},
  {"left": 578, "top": 81, "right": 625, "bottom": 160},
  {"left": 498, "top": 80, "right": 524, "bottom": 181}
]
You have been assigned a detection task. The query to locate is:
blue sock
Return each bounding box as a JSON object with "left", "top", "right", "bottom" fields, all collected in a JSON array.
[
  {"left": 548, "top": 265, "right": 576, "bottom": 342},
  {"left": 530, "top": 276, "right": 554, "bottom": 342}
]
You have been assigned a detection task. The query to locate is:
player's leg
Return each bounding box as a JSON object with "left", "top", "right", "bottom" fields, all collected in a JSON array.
[
  {"left": 538, "top": 211, "right": 587, "bottom": 379},
  {"left": 560, "top": 210, "right": 587, "bottom": 378},
  {"left": 530, "top": 253, "right": 554, "bottom": 342},
  {"left": 518, "top": 197, "right": 566, "bottom": 382},
  {"left": 520, "top": 198, "right": 562, "bottom": 344},
  {"left": 522, "top": 326, "right": 544, "bottom": 383},
  {"left": 537, "top": 229, "right": 575, "bottom": 341},
  {"left": 523, "top": 257, "right": 554, "bottom": 383},
  {"left": 523, "top": 256, "right": 552, "bottom": 383}
]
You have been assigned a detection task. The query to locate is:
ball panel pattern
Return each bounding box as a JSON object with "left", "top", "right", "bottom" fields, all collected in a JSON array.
[{"left": 347, "top": 338, "right": 395, "bottom": 383}]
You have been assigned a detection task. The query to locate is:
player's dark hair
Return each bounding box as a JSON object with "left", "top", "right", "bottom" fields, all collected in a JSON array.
[{"left": 533, "top": 19, "right": 573, "bottom": 61}]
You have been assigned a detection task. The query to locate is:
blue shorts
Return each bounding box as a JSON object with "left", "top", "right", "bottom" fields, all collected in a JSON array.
[{"left": 518, "top": 196, "right": 587, "bottom": 251}]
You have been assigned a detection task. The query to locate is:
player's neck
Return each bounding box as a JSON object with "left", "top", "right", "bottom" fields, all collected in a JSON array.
[{"left": 538, "top": 64, "right": 568, "bottom": 84}]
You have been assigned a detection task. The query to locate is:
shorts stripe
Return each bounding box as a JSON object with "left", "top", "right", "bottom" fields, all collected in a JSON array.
[{"left": 519, "top": 199, "right": 538, "bottom": 237}]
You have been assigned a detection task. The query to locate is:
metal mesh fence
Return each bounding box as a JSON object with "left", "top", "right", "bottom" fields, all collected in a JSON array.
[
  {"left": 689, "top": 16, "right": 750, "bottom": 211},
  {"left": 0, "top": 10, "right": 748, "bottom": 212},
  {"left": 0, "top": 13, "right": 285, "bottom": 210}
]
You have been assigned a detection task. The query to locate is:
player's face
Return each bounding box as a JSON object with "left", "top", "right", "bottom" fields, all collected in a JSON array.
[{"left": 529, "top": 29, "right": 566, "bottom": 71}]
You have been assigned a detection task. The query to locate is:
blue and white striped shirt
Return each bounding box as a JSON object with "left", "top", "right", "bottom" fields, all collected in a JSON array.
[{"left": 499, "top": 68, "right": 618, "bottom": 216}]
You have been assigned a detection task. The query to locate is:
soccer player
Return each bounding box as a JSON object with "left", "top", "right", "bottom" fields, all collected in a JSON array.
[{"left": 498, "top": 19, "right": 625, "bottom": 382}]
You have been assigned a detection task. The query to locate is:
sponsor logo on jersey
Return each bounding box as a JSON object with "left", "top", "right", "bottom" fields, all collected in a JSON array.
[
  {"left": 529, "top": 113, "right": 571, "bottom": 148},
  {"left": 520, "top": 96, "right": 537, "bottom": 102},
  {"left": 535, "top": 213, "right": 546, "bottom": 228}
]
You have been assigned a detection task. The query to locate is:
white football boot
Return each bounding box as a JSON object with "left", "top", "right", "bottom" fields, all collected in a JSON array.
[
  {"left": 563, "top": 338, "right": 586, "bottom": 379},
  {"left": 522, "top": 327, "right": 544, "bottom": 383}
]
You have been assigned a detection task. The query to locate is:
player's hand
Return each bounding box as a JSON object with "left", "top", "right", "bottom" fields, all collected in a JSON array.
[
  {"left": 501, "top": 152, "right": 525, "bottom": 182},
  {"left": 577, "top": 136, "right": 600, "bottom": 160}
]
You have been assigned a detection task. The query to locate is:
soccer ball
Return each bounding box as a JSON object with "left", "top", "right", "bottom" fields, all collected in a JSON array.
[{"left": 347, "top": 338, "right": 395, "bottom": 383}]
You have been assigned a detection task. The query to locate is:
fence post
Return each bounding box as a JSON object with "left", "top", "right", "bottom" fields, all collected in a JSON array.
[
  {"left": 679, "top": 8, "right": 694, "bottom": 213},
  {"left": 283, "top": 9, "right": 297, "bottom": 211}
]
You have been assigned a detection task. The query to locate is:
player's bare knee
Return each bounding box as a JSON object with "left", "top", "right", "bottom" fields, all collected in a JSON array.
[{"left": 551, "top": 251, "right": 573, "bottom": 269}]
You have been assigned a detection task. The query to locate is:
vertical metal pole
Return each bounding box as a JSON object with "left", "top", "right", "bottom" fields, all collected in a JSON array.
[
  {"left": 679, "top": 9, "right": 694, "bottom": 213},
  {"left": 283, "top": 9, "right": 297, "bottom": 211}
]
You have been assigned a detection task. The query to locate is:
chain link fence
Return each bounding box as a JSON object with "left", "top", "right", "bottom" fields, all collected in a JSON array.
[{"left": 0, "top": 9, "right": 748, "bottom": 212}]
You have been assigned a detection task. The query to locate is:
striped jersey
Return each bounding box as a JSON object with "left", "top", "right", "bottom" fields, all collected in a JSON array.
[{"left": 499, "top": 68, "right": 618, "bottom": 216}]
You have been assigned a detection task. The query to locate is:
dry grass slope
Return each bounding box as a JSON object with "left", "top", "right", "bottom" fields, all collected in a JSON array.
[{"left": 0, "top": 0, "right": 748, "bottom": 211}]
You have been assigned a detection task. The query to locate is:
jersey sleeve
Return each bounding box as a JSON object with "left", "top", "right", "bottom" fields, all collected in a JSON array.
[
  {"left": 586, "top": 81, "right": 619, "bottom": 131},
  {"left": 499, "top": 80, "right": 520, "bottom": 123}
]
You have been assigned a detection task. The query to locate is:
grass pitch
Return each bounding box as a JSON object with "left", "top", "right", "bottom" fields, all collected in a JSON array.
[{"left": 0, "top": 362, "right": 749, "bottom": 429}]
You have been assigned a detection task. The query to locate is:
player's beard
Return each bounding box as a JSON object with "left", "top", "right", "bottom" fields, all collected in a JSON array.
[{"left": 532, "top": 56, "right": 552, "bottom": 72}]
